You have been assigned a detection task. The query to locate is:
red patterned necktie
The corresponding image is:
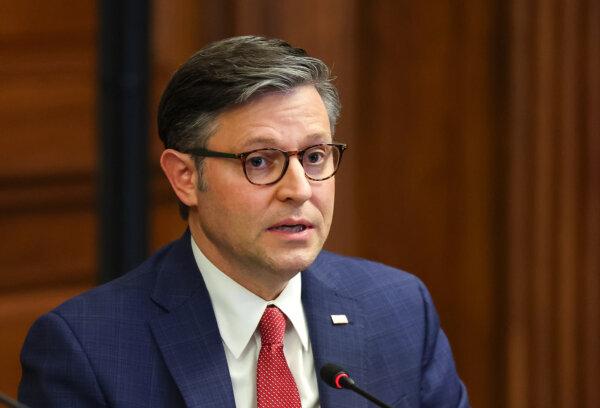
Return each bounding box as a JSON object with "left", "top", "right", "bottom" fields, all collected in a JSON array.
[{"left": 256, "top": 306, "right": 302, "bottom": 408}]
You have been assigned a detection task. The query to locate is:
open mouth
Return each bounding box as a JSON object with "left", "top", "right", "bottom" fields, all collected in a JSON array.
[{"left": 268, "top": 224, "right": 310, "bottom": 233}]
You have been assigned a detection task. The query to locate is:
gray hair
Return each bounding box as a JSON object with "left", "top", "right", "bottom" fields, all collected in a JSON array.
[
  {"left": 157, "top": 36, "right": 341, "bottom": 218},
  {"left": 158, "top": 35, "right": 340, "bottom": 151}
]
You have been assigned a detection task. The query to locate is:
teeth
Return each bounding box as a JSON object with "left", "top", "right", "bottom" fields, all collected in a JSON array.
[{"left": 272, "top": 224, "right": 307, "bottom": 232}]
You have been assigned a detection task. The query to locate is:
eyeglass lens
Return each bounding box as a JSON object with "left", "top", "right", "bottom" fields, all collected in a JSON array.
[{"left": 244, "top": 145, "right": 340, "bottom": 185}]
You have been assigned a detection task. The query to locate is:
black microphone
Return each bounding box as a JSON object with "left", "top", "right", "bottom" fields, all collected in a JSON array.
[
  {"left": 0, "top": 392, "right": 30, "bottom": 408},
  {"left": 320, "top": 363, "right": 392, "bottom": 408}
]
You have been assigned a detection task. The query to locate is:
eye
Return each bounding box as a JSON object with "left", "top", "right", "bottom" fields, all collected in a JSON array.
[
  {"left": 245, "top": 149, "right": 280, "bottom": 171},
  {"left": 308, "top": 152, "right": 324, "bottom": 163},
  {"left": 248, "top": 155, "right": 269, "bottom": 168},
  {"left": 304, "top": 147, "right": 328, "bottom": 166}
]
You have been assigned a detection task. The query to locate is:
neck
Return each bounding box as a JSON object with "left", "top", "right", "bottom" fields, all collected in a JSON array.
[{"left": 188, "top": 223, "right": 290, "bottom": 301}]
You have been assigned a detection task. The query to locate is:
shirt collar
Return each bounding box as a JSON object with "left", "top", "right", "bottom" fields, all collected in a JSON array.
[{"left": 191, "top": 236, "right": 309, "bottom": 358}]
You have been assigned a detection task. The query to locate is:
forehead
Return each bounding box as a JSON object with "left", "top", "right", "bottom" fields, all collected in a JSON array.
[{"left": 210, "top": 85, "right": 332, "bottom": 149}]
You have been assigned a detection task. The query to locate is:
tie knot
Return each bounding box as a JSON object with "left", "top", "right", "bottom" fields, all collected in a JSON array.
[{"left": 259, "top": 306, "right": 287, "bottom": 345}]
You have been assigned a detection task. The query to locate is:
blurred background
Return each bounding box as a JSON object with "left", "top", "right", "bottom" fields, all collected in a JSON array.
[{"left": 1, "top": 1, "right": 598, "bottom": 407}]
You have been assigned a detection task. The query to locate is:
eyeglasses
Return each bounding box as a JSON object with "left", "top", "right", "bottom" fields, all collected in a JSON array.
[{"left": 183, "top": 143, "right": 347, "bottom": 185}]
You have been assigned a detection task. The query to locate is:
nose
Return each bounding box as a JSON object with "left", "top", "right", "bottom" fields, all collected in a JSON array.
[{"left": 275, "top": 156, "right": 312, "bottom": 203}]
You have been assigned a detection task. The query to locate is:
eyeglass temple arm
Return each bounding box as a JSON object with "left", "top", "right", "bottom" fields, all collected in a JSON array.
[{"left": 183, "top": 148, "right": 241, "bottom": 159}]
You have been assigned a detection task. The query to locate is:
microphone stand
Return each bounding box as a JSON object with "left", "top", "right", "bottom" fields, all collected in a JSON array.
[{"left": 338, "top": 375, "right": 392, "bottom": 408}]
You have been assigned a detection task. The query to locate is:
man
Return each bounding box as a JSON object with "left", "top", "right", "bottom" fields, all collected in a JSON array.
[{"left": 19, "top": 36, "right": 469, "bottom": 407}]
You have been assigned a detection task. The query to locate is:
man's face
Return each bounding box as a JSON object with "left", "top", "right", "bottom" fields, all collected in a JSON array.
[{"left": 188, "top": 85, "right": 335, "bottom": 296}]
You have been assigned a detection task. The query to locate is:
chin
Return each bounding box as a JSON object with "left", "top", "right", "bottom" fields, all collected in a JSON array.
[{"left": 268, "top": 249, "right": 319, "bottom": 274}]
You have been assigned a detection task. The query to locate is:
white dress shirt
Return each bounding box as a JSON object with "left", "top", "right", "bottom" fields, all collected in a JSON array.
[{"left": 191, "top": 237, "right": 320, "bottom": 408}]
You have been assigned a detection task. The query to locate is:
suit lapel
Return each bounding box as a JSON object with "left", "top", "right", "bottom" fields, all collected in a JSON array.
[
  {"left": 302, "top": 257, "right": 368, "bottom": 408},
  {"left": 149, "top": 232, "right": 235, "bottom": 407},
  {"left": 147, "top": 234, "right": 370, "bottom": 407}
]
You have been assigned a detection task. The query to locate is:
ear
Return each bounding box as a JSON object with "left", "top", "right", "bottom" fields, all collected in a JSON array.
[{"left": 160, "top": 149, "right": 200, "bottom": 207}]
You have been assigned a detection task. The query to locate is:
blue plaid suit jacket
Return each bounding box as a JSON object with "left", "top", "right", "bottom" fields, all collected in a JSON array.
[{"left": 19, "top": 231, "right": 469, "bottom": 407}]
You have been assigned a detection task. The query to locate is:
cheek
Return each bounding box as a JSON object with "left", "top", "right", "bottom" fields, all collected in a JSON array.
[
  {"left": 208, "top": 184, "right": 270, "bottom": 228},
  {"left": 209, "top": 189, "right": 247, "bottom": 219},
  {"left": 313, "top": 181, "right": 335, "bottom": 220}
]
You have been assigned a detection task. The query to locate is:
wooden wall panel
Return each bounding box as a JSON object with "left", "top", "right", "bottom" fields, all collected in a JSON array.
[
  {"left": 0, "top": 2, "right": 96, "bottom": 177},
  {"left": 355, "top": 3, "right": 498, "bottom": 406},
  {"left": 0, "top": 210, "right": 95, "bottom": 290},
  {"left": 582, "top": 3, "right": 600, "bottom": 406},
  {"left": 505, "top": 0, "right": 600, "bottom": 407}
]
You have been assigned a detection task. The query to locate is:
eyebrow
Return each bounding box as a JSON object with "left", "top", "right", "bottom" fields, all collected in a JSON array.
[
  {"left": 239, "top": 133, "right": 332, "bottom": 150},
  {"left": 239, "top": 136, "right": 279, "bottom": 149}
]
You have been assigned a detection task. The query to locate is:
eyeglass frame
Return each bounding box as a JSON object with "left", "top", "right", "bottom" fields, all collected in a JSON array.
[{"left": 181, "top": 142, "right": 347, "bottom": 185}]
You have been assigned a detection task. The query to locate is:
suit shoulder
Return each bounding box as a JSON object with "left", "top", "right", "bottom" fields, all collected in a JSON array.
[{"left": 311, "top": 250, "right": 427, "bottom": 298}]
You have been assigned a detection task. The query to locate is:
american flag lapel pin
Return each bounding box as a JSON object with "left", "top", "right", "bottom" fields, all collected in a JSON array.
[{"left": 330, "top": 314, "right": 349, "bottom": 325}]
